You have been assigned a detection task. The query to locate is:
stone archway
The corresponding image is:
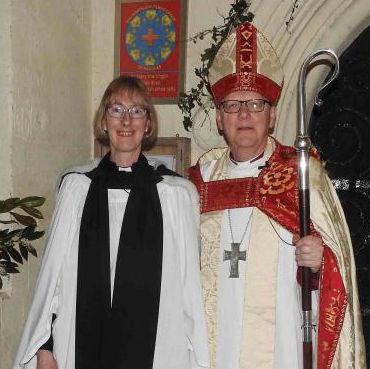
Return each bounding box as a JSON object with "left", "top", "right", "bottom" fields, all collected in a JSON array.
[{"left": 249, "top": 0, "right": 370, "bottom": 144}]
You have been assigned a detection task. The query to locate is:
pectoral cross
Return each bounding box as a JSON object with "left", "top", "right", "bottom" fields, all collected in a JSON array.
[{"left": 224, "top": 243, "right": 246, "bottom": 278}]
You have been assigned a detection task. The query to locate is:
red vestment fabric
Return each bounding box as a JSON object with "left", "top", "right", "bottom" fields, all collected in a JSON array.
[{"left": 189, "top": 141, "right": 347, "bottom": 369}]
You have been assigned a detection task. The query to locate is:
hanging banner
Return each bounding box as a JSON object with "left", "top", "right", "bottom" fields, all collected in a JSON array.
[{"left": 118, "top": 0, "right": 187, "bottom": 103}]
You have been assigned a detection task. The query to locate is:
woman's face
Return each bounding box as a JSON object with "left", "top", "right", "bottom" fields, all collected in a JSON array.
[{"left": 103, "top": 91, "right": 150, "bottom": 165}]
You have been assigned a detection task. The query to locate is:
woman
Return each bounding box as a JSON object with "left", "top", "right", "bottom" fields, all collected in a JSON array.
[{"left": 14, "top": 76, "right": 209, "bottom": 369}]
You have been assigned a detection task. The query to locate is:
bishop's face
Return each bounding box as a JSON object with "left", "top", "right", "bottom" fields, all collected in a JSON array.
[{"left": 216, "top": 90, "right": 276, "bottom": 161}]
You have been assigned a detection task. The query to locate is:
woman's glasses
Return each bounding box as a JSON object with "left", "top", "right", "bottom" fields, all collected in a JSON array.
[{"left": 106, "top": 103, "right": 148, "bottom": 119}]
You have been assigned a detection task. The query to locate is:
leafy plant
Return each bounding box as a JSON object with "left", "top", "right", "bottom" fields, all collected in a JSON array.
[
  {"left": 178, "top": 0, "right": 254, "bottom": 131},
  {"left": 0, "top": 196, "right": 45, "bottom": 289}
]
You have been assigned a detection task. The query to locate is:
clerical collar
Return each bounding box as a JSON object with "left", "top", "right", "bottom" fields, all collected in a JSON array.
[
  {"left": 229, "top": 151, "right": 264, "bottom": 165},
  {"left": 227, "top": 150, "right": 266, "bottom": 179},
  {"left": 118, "top": 166, "right": 132, "bottom": 172}
]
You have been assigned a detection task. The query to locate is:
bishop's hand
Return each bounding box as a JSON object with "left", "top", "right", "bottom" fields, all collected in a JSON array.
[{"left": 293, "top": 234, "right": 324, "bottom": 273}]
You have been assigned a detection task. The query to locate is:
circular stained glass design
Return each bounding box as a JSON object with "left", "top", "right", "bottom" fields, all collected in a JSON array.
[{"left": 125, "top": 8, "right": 176, "bottom": 67}]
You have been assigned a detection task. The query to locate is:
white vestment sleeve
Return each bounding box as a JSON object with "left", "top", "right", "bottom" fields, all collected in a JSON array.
[
  {"left": 177, "top": 183, "right": 210, "bottom": 369},
  {"left": 13, "top": 175, "right": 84, "bottom": 369}
]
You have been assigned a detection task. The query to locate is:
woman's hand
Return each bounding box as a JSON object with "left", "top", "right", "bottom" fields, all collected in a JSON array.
[
  {"left": 37, "top": 350, "right": 57, "bottom": 369},
  {"left": 293, "top": 234, "right": 324, "bottom": 273}
]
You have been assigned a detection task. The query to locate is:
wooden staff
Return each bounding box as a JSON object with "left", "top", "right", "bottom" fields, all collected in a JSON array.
[{"left": 294, "top": 49, "right": 339, "bottom": 369}]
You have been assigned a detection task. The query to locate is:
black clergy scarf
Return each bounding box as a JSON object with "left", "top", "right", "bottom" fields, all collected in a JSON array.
[{"left": 75, "top": 153, "right": 176, "bottom": 369}]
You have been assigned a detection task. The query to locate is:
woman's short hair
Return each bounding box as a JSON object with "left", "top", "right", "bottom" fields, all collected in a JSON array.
[{"left": 94, "top": 75, "right": 158, "bottom": 149}]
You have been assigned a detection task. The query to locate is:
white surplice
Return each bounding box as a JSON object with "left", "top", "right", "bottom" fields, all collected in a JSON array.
[
  {"left": 200, "top": 154, "right": 318, "bottom": 369},
  {"left": 13, "top": 172, "right": 209, "bottom": 369}
]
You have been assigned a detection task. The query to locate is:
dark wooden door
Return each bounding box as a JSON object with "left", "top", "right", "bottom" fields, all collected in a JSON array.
[{"left": 309, "top": 26, "right": 370, "bottom": 362}]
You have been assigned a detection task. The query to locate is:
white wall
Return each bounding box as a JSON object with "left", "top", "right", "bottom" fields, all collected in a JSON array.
[
  {"left": 0, "top": 1, "right": 92, "bottom": 367},
  {"left": 0, "top": 0, "right": 12, "bottom": 199},
  {"left": 91, "top": 0, "right": 116, "bottom": 120}
]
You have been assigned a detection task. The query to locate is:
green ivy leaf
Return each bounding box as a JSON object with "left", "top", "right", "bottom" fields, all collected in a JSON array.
[
  {"left": 21, "top": 226, "right": 36, "bottom": 238},
  {"left": 20, "top": 205, "right": 44, "bottom": 219},
  {"left": 5, "top": 266, "right": 20, "bottom": 274},
  {"left": 6, "top": 229, "right": 23, "bottom": 239},
  {"left": 19, "top": 245, "right": 29, "bottom": 261},
  {"left": 0, "top": 229, "right": 23, "bottom": 242},
  {"left": 7, "top": 246, "right": 23, "bottom": 264},
  {"left": 1, "top": 260, "right": 18, "bottom": 268},
  {"left": 22, "top": 228, "right": 45, "bottom": 241},
  {"left": 27, "top": 244, "right": 38, "bottom": 258},
  {"left": 9, "top": 212, "right": 37, "bottom": 227},
  {"left": 184, "top": 116, "right": 193, "bottom": 131},
  {"left": 18, "top": 196, "right": 45, "bottom": 208},
  {"left": 0, "top": 198, "right": 21, "bottom": 213},
  {"left": 0, "top": 260, "right": 19, "bottom": 274},
  {"left": 0, "top": 251, "right": 11, "bottom": 262}
]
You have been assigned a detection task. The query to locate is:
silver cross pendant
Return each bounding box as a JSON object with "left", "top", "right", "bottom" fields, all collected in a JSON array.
[{"left": 223, "top": 242, "right": 246, "bottom": 278}]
